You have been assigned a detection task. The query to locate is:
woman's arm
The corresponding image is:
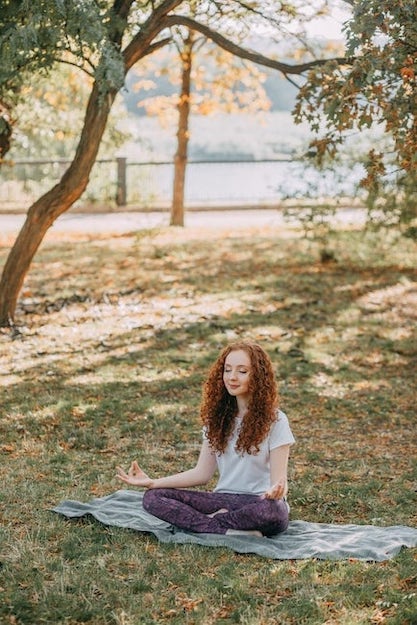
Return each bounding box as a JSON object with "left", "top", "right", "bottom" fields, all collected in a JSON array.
[
  {"left": 262, "top": 444, "right": 291, "bottom": 500},
  {"left": 116, "top": 439, "right": 217, "bottom": 490}
]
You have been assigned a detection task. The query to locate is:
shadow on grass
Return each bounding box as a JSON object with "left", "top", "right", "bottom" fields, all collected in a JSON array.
[
  {"left": 2, "top": 303, "right": 416, "bottom": 523},
  {"left": 0, "top": 227, "right": 417, "bottom": 514},
  {"left": 1, "top": 227, "right": 416, "bottom": 625}
]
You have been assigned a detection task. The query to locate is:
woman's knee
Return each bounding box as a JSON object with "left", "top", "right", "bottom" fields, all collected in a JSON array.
[
  {"left": 256, "top": 498, "right": 288, "bottom": 531},
  {"left": 143, "top": 488, "right": 166, "bottom": 513},
  {"left": 264, "top": 499, "right": 289, "bottom": 534}
]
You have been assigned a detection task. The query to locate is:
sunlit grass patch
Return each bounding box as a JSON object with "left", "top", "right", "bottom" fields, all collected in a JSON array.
[{"left": 0, "top": 223, "right": 416, "bottom": 624}]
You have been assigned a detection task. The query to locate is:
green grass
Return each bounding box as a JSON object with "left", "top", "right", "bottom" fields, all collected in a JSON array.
[{"left": 0, "top": 221, "right": 416, "bottom": 624}]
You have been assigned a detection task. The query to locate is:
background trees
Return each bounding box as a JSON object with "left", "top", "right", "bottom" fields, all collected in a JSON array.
[
  {"left": 133, "top": 29, "right": 271, "bottom": 226},
  {"left": 8, "top": 65, "right": 128, "bottom": 160},
  {"left": 0, "top": 0, "right": 120, "bottom": 157},
  {"left": 295, "top": 0, "right": 417, "bottom": 232},
  {"left": 0, "top": 0, "right": 345, "bottom": 326},
  {"left": 1, "top": 1, "right": 414, "bottom": 326}
]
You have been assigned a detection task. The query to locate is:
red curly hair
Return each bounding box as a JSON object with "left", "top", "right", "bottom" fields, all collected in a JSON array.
[{"left": 200, "top": 341, "right": 278, "bottom": 455}]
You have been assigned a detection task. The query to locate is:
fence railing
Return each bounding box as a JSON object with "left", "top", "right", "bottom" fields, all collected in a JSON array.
[{"left": 0, "top": 156, "right": 359, "bottom": 212}]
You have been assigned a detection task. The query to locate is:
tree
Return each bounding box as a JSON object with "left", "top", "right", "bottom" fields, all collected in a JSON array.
[
  {"left": 172, "top": 29, "right": 194, "bottom": 227},
  {"left": 0, "top": 0, "right": 114, "bottom": 158},
  {"left": 134, "top": 30, "right": 271, "bottom": 226},
  {"left": 0, "top": 100, "right": 12, "bottom": 159},
  {"left": 9, "top": 65, "right": 128, "bottom": 160},
  {"left": 294, "top": 0, "right": 417, "bottom": 231},
  {"left": 0, "top": 0, "right": 349, "bottom": 326}
]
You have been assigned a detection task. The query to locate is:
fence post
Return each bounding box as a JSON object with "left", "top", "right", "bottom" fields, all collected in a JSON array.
[{"left": 116, "top": 157, "right": 127, "bottom": 206}]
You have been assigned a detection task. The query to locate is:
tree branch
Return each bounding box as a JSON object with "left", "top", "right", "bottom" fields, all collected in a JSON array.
[
  {"left": 163, "top": 15, "right": 353, "bottom": 75},
  {"left": 122, "top": 0, "right": 182, "bottom": 71},
  {"left": 52, "top": 57, "right": 95, "bottom": 78},
  {"left": 141, "top": 36, "right": 172, "bottom": 58},
  {"left": 113, "top": 0, "right": 135, "bottom": 19},
  {"left": 109, "top": 0, "right": 136, "bottom": 47},
  {"left": 283, "top": 73, "right": 302, "bottom": 89}
]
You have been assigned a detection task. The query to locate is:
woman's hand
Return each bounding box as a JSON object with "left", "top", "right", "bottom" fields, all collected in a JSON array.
[
  {"left": 116, "top": 460, "right": 153, "bottom": 488},
  {"left": 262, "top": 477, "right": 287, "bottom": 500}
]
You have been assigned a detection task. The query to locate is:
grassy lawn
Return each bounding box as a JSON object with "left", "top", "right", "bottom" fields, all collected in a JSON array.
[{"left": 0, "top": 218, "right": 416, "bottom": 625}]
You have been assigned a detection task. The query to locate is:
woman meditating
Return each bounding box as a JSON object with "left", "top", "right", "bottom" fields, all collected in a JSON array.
[{"left": 117, "top": 341, "right": 295, "bottom": 537}]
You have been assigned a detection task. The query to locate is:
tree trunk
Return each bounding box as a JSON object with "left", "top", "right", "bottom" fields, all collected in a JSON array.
[
  {"left": 0, "top": 85, "right": 115, "bottom": 326},
  {"left": 0, "top": 0, "right": 179, "bottom": 326},
  {"left": 0, "top": 102, "right": 12, "bottom": 159},
  {"left": 170, "top": 32, "right": 194, "bottom": 227}
]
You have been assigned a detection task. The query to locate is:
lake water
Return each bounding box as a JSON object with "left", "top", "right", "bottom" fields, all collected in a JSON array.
[
  {"left": 125, "top": 159, "right": 365, "bottom": 208},
  {"left": 0, "top": 111, "right": 371, "bottom": 210}
]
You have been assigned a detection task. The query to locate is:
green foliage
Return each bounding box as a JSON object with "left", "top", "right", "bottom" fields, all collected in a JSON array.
[
  {"left": 1, "top": 1, "right": 91, "bottom": 83},
  {"left": 9, "top": 65, "right": 129, "bottom": 160},
  {"left": 0, "top": 0, "right": 128, "bottom": 161},
  {"left": 0, "top": 0, "right": 125, "bottom": 105},
  {"left": 294, "top": 0, "right": 417, "bottom": 228}
]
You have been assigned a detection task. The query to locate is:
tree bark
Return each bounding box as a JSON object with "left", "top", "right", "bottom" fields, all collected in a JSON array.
[
  {"left": 171, "top": 31, "right": 194, "bottom": 227},
  {"left": 0, "top": 103, "right": 12, "bottom": 159},
  {"left": 163, "top": 15, "right": 352, "bottom": 74}
]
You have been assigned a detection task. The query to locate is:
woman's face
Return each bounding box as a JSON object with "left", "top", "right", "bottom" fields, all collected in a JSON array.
[{"left": 223, "top": 349, "right": 251, "bottom": 400}]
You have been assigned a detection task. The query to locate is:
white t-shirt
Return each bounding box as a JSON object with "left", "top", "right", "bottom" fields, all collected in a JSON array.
[{"left": 203, "top": 410, "right": 295, "bottom": 496}]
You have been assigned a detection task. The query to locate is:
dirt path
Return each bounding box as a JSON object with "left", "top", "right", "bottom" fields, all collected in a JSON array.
[{"left": 0, "top": 207, "right": 366, "bottom": 237}]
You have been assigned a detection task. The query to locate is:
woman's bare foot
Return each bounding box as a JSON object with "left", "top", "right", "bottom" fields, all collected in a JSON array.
[
  {"left": 207, "top": 508, "right": 228, "bottom": 518},
  {"left": 226, "top": 529, "right": 263, "bottom": 538}
]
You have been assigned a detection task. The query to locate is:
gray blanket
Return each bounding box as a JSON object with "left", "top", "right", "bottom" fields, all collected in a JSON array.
[{"left": 52, "top": 489, "right": 417, "bottom": 561}]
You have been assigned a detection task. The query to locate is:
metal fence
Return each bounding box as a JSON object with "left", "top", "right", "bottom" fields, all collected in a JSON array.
[
  {"left": 0, "top": 156, "right": 356, "bottom": 212},
  {"left": 0, "top": 158, "right": 118, "bottom": 211}
]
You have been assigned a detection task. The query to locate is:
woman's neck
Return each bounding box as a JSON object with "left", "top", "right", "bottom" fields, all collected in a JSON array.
[{"left": 236, "top": 398, "right": 248, "bottom": 418}]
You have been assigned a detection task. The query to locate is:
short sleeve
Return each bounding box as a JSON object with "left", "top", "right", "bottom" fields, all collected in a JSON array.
[{"left": 269, "top": 410, "right": 295, "bottom": 450}]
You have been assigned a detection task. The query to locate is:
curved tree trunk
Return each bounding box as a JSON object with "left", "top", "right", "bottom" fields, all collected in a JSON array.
[
  {"left": 170, "top": 31, "right": 194, "bottom": 227},
  {"left": 0, "top": 0, "right": 181, "bottom": 326},
  {"left": 0, "top": 85, "right": 115, "bottom": 326},
  {"left": 0, "top": 0, "right": 345, "bottom": 325}
]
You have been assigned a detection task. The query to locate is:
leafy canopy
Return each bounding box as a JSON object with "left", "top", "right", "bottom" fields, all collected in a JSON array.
[
  {"left": 0, "top": 0, "right": 331, "bottom": 154},
  {"left": 2, "top": 0, "right": 416, "bottom": 227},
  {"left": 294, "top": 0, "right": 417, "bottom": 228}
]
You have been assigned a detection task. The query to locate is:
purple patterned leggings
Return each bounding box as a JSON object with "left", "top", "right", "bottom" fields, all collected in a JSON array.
[{"left": 143, "top": 488, "right": 289, "bottom": 536}]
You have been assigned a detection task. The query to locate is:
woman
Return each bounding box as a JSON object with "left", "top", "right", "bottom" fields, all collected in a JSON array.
[{"left": 117, "top": 341, "right": 295, "bottom": 537}]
